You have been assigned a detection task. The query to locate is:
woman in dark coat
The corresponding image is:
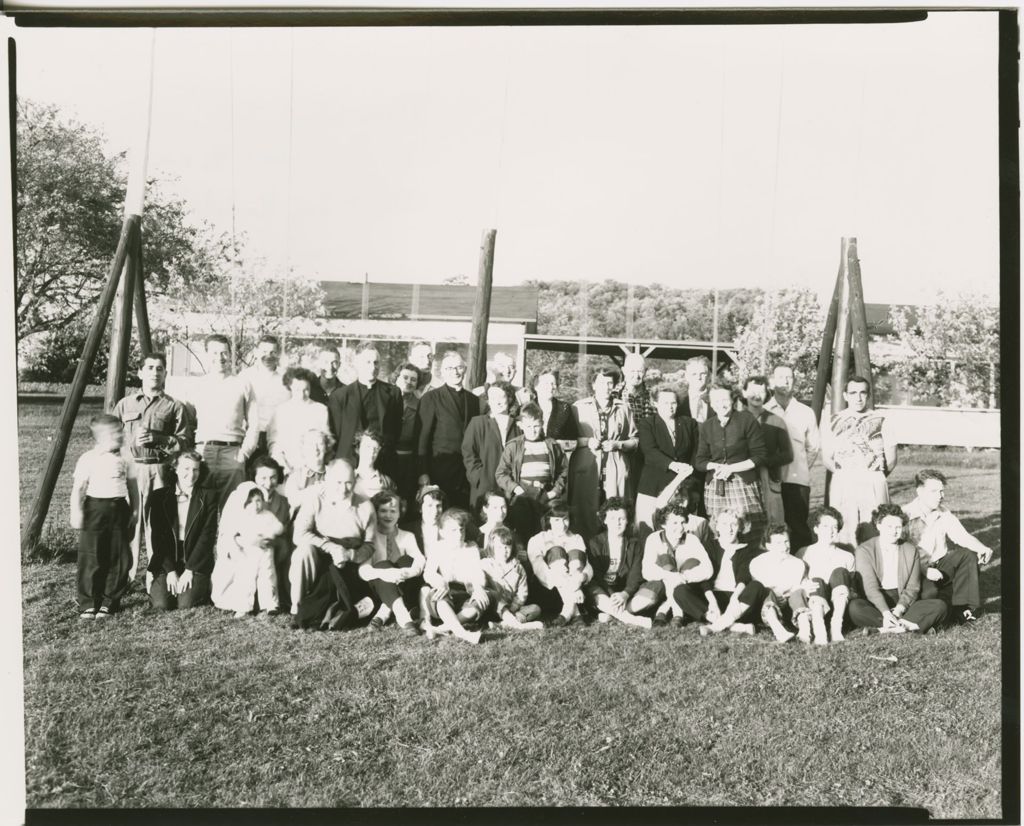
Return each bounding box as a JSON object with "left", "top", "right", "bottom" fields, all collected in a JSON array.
[{"left": 461, "top": 381, "right": 520, "bottom": 515}]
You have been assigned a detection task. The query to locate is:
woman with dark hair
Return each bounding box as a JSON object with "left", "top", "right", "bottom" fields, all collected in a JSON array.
[
  {"left": 353, "top": 428, "right": 397, "bottom": 500},
  {"left": 796, "top": 506, "right": 856, "bottom": 644},
  {"left": 532, "top": 368, "right": 578, "bottom": 443},
  {"left": 462, "top": 380, "right": 520, "bottom": 514},
  {"left": 525, "top": 504, "right": 591, "bottom": 624},
  {"left": 410, "top": 484, "right": 446, "bottom": 556},
  {"left": 358, "top": 490, "right": 424, "bottom": 633},
  {"left": 267, "top": 366, "right": 333, "bottom": 478},
  {"left": 695, "top": 384, "right": 768, "bottom": 546},
  {"left": 568, "top": 366, "right": 638, "bottom": 540},
  {"left": 584, "top": 497, "right": 651, "bottom": 628},
  {"left": 635, "top": 384, "right": 699, "bottom": 533},
  {"left": 848, "top": 503, "right": 947, "bottom": 634}
]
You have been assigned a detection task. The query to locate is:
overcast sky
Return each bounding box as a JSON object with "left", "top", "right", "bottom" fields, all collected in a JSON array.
[{"left": 5, "top": 11, "right": 1000, "bottom": 304}]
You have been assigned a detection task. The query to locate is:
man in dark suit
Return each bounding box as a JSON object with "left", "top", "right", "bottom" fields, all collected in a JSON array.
[
  {"left": 416, "top": 350, "right": 480, "bottom": 509},
  {"left": 635, "top": 385, "right": 700, "bottom": 532},
  {"left": 532, "top": 368, "right": 577, "bottom": 442},
  {"left": 309, "top": 344, "right": 342, "bottom": 406},
  {"left": 327, "top": 344, "right": 403, "bottom": 476},
  {"left": 147, "top": 451, "right": 218, "bottom": 609},
  {"left": 679, "top": 356, "right": 711, "bottom": 516}
]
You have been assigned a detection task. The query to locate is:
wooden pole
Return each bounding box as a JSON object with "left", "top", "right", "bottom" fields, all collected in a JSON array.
[
  {"left": 467, "top": 229, "right": 496, "bottom": 390},
  {"left": 810, "top": 247, "right": 846, "bottom": 423},
  {"left": 711, "top": 289, "right": 720, "bottom": 379},
  {"left": 105, "top": 223, "right": 140, "bottom": 411},
  {"left": 846, "top": 237, "right": 872, "bottom": 396},
  {"left": 830, "top": 238, "right": 853, "bottom": 417},
  {"left": 132, "top": 227, "right": 153, "bottom": 355},
  {"left": 21, "top": 215, "right": 140, "bottom": 556},
  {"left": 578, "top": 280, "right": 589, "bottom": 395}
]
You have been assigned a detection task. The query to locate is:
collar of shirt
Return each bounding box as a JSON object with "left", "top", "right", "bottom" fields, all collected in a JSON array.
[
  {"left": 176, "top": 485, "right": 194, "bottom": 501},
  {"left": 360, "top": 380, "right": 376, "bottom": 390}
]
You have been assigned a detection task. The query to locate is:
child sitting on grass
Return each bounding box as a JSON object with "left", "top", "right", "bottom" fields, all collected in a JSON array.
[
  {"left": 525, "top": 505, "right": 589, "bottom": 623},
  {"left": 542, "top": 545, "right": 592, "bottom": 626},
  {"left": 229, "top": 486, "right": 285, "bottom": 618},
  {"left": 796, "top": 507, "right": 856, "bottom": 644},
  {"left": 70, "top": 414, "right": 139, "bottom": 619},
  {"left": 481, "top": 526, "right": 543, "bottom": 630},
  {"left": 420, "top": 508, "right": 489, "bottom": 644},
  {"left": 748, "top": 523, "right": 811, "bottom": 643}
]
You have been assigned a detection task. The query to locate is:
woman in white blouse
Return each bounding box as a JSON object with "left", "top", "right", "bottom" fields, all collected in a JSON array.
[
  {"left": 267, "top": 367, "right": 334, "bottom": 478},
  {"left": 359, "top": 490, "right": 424, "bottom": 632}
]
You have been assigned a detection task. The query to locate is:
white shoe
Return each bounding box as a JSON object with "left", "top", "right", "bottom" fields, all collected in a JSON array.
[
  {"left": 597, "top": 612, "right": 611, "bottom": 624},
  {"left": 729, "top": 623, "right": 755, "bottom": 636}
]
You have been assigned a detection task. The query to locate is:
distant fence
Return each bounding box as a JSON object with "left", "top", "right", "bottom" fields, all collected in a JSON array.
[{"left": 877, "top": 405, "right": 1000, "bottom": 449}]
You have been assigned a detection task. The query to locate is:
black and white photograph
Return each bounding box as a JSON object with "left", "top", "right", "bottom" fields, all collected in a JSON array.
[{"left": 0, "top": 2, "right": 1015, "bottom": 821}]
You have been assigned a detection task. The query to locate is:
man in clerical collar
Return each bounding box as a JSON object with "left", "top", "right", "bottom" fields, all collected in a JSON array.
[
  {"left": 327, "top": 344, "right": 403, "bottom": 476},
  {"left": 113, "top": 352, "right": 194, "bottom": 582},
  {"left": 416, "top": 350, "right": 480, "bottom": 509}
]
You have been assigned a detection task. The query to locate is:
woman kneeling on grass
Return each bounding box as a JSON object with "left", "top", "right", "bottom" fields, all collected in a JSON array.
[
  {"left": 359, "top": 490, "right": 424, "bottom": 633},
  {"left": 676, "top": 509, "right": 767, "bottom": 637},
  {"left": 796, "top": 506, "right": 856, "bottom": 644},
  {"left": 629, "top": 500, "right": 713, "bottom": 626},
  {"left": 420, "top": 508, "right": 488, "bottom": 644},
  {"left": 584, "top": 497, "right": 651, "bottom": 628},
  {"left": 481, "top": 526, "right": 544, "bottom": 631}
]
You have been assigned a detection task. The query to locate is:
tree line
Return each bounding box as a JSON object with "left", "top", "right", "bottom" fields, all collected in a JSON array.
[{"left": 15, "top": 99, "right": 1000, "bottom": 410}]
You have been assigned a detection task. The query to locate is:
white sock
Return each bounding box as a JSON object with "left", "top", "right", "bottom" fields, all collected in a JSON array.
[
  {"left": 373, "top": 603, "right": 393, "bottom": 623},
  {"left": 355, "top": 597, "right": 375, "bottom": 619},
  {"left": 392, "top": 600, "right": 413, "bottom": 625}
]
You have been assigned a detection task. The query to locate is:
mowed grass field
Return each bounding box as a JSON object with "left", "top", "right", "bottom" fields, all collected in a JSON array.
[{"left": 17, "top": 400, "right": 1004, "bottom": 815}]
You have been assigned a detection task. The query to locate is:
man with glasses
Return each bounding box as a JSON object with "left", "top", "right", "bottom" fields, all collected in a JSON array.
[{"left": 416, "top": 351, "right": 480, "bottom": 509}]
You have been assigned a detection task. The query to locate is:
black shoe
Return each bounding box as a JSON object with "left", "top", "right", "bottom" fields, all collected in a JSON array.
[
  {"left": 671, "top": 616, "right": 686, "bottom": 628},
  {"left": 653, "top": 613, "right": 670, "bottom": 627},
  {"left": 549, "top": 616, "right": 568, "bottom": 628},
  {"left": 956, "top": 606, "right": 980, "bottom": 624},
  {"left": 369, "top": 617, "right": 385, "bottom": 631}
]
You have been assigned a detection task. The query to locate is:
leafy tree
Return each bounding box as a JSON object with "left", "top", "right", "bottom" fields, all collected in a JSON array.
[
  {"left": 15, "top": 99, "right": 220, "bottom": 353},
  {"left": 888, "top": 294, "right": 999, "bottom": 408},
  {"left": 733, "top": 288, "right": 825, "bottom": 399},
  {"left": 148, "top": 237, "right": 328, "bottom": 371}
]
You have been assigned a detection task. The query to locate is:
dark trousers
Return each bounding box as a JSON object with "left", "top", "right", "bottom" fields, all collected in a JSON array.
[
  {"left": 809, "top": 567, "right": 853, "bottom": 603},
  {"left": 366, "top": 558, "right": 421, "bottom": 610},
  {"left": 430, "top": 453, "right": 470, "bottom": 510},
  {"left": 244, "top": 432, "right": 270, "bottom": 479},
  {"left": 920, "top": 546, "right": 981, "bottom": 612},
  {"left": 392, "top": 452, "right": 420, "bottom": 519},
  {"left": 673, "top": 580, "right": 767, "bottom": 623},
  {"left": 781, "top": 483, "right": 813, "bottom": 549},
  {"left": 150, "top": 570, "right": 212, "bottom": 610},
  {"left": 201, "top": 443, "right": 246, "bottom": 511},
  {"left": 849, "top": 589, "right": 948, "bottom": 632},
  {"left": 507, "top": 491, "right": 547, "bottom": 543},
  {"left": 78, "top": 497, "right": 132, "bottom": 612}
]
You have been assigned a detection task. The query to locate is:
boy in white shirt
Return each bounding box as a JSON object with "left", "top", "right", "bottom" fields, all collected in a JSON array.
[
  {"left": 749, "top": 523, "right": 810, "bottom": 643},
  {"left": 70, "top": 414, "right": 139, "bottom": 618}
]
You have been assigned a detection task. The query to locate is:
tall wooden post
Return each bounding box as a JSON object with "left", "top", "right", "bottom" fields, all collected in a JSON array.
[
  {"left": 104, "top": 224, "right": 140, "bottom": 411},
  {"left": 21, "top": 216, "right": 139, "bottom": 555},
  {"left": 830, "top": 238, "right": 853, "bottom": 417},
  {"left": 711, "top": 289, "right": 720, "bottom": 378},
  {"left": 132, "top": 228, "right": 153, "bottom": 355},
  {"left": 467, "top": 229, "right": 496, "bottom": 390},
  {"left": 577, "top": 280, "right": 590, "bottom": 395},
  {"left": 846, "top": 238, "right": 872, "bottom": 396},
  {"left": 810, "top": 256, "right": 845, "bottom": 424}
]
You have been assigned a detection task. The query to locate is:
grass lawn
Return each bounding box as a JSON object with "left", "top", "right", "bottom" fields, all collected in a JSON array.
[{"left": 16, "top": 401, "right": 1004, "bottom": 815}]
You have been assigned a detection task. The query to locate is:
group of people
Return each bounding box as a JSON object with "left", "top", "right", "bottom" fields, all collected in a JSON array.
[{"left": 69, "top": 334, "right": 994, "bottom": 644}]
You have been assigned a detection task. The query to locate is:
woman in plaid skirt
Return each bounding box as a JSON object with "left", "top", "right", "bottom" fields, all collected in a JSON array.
[{"left": 695, "top": 386, "right": 769, "bottom": 546}]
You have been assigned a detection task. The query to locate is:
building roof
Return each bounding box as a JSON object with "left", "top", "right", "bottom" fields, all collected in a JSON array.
[
  {"left": 321, "top": 281, "right": 539, "bottom": 322},
  {"left": 864, "top": 303, "right": 917, "bottom": 336},
  {"left": 522, "top": 333, "right": 737, "bottom": 366}
]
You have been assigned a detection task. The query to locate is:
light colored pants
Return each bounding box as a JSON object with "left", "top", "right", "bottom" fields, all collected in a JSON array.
[
  {"left": 289, "top": 544, "right": 324, "bottom": 614},
  {"left": 232, "top": 545, "right": 279, "bottom": 612},
  {"left": 128, "top": 461, "right": 170, "bottom": 581}
]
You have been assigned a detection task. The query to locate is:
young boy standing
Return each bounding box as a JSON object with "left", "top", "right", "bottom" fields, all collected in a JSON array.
[{"left": 70, "top": 414, "right": 139, "bottom": 619}]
